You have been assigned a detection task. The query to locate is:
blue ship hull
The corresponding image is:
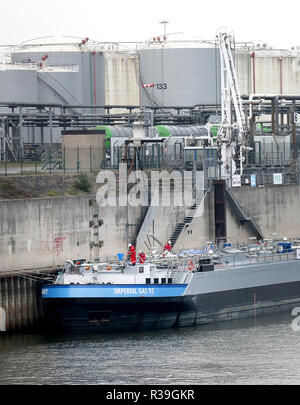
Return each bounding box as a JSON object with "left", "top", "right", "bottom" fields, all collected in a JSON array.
[
  {"left": 41, "top": 284, "right": 190, "bottom": 333},
  {"left": 41, "top": 280, "right": 300, "bottom": 334},
  {"left": 42, "top": 284, "right": 188, "bottom": 299}
]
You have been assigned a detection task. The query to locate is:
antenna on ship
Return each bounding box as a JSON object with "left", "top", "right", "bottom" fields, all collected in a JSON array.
[{"left": 89, "top": 198, "right": 104, "bottom": 263}]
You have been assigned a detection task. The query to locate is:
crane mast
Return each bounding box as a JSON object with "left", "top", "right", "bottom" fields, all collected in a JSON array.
[{"left": 216, "top": 30, "right": 247, "bottom": 180}]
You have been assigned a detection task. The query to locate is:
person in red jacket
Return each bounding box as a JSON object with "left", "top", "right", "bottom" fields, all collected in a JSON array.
[
  {"left": 128, "top": 244, "right": 136, "bottom": 265},
  {"left": 163, "top": 241, "right": 172, "bottom": 257},
  {"left": 130, "top": 251, "right": 136, "bottom": 265},
  {"left": 138, "top": 251, "right": 146, "bottom": 264},
  {"left": 164, "top": 241, "right": 172, "bottom": 252},
  {"left": 128, "top": 244, "right": 135, "bottom": 255}
]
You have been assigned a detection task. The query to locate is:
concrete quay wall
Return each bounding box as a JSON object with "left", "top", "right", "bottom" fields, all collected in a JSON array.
[
  {"left": 0, "top": 197, "right": 144, "bottom": 273},
  {"left": 227, "top": 185, "right": 300, "bottom": 242},
  {"left": 175, "top": 184, "right": 300, "bottom": 248}
]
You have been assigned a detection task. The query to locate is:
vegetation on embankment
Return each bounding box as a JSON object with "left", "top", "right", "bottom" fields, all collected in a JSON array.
[{"left": 0, "top": 172, "right": 98, "bottom": 199}]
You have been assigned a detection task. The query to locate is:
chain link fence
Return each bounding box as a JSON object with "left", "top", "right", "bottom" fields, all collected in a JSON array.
[
  {"left": 0, "top": 144, "right": 299, "bottom": 189},
  {"left": 0, "top": 145, "right": 182, "bottom": 175}
]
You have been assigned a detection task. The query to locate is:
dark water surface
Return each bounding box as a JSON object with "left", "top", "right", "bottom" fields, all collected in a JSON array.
[{"left": 1, "top": 312, "right": 300, "bottom": 385}]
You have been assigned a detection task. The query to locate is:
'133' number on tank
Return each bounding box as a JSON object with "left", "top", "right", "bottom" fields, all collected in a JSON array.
[{"left": 156, "top": 83, "right": 167, "bottom": 90}]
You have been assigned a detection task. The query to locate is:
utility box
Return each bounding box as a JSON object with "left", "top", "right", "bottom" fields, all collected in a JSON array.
[
  {"left": 198, "top": 264, "right": 214, "bottom": 272},
  {"left": 61, "top": 129, "right": 106, "bottom": 170}
]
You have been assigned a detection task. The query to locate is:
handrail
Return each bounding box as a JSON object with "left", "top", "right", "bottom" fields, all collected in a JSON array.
[
  {"left": 167, "top": 177, "right": 204, "bottom": 233},
  {"left": 221, "top": 250, "right": 296, "bottom": 268}
]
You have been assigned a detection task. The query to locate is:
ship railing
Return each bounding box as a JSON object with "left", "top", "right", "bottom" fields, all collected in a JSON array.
[
  {"left": 91, "top": 250, "right": 297, "bottom": 270},
  {"left": 169, "top": 269, "right": 195, "bottom": 284},
  {"left": 87, "top": 254, "right": 203, "bottom": 270},
  {"left": 254, "top": 251, "right": 296, "bottom": 264},
  {"left": 221, "top": 250, "right": 297, "bottom": 268},
  {"left": 151, "top": 255, "right": 203, "bottom": 269}
]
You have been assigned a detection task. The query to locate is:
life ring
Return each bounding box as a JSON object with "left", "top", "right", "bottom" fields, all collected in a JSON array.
[{"left": 188, "top": 260, "right": 193, "bottom": 271}]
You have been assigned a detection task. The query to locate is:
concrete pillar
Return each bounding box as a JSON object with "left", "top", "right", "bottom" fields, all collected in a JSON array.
[
  {"left": 32, "top": 279, "right": 39, "bottom": 324},
  {"left": 27, "top": 279, "right": 34, "bottom": 327},
  {"left": 21, "top": 277, "right": 29, "bottom": 329},
  {"left": 0, "top": 276, "right": 45, "bottom": 332},
  {"left": 8, "top": 278, "right": 16, "bottom": 331},
  {"left": 0, "top": 279, "right": 6, "bottom": 331},
  {"left": 15, "top": 277, "right": 22, "bottom": 329},
  {"left": 2, "top": 278, "right": 9, "bottom": 331},
  {"left": 0, "top": 307, "right": 5, "bottom": 332},
  {"left": 36, "top": 282, "right": 44, "bottom": 322},
  {"left": 208, "top": 189, "right": 215, "bottom": 243}
]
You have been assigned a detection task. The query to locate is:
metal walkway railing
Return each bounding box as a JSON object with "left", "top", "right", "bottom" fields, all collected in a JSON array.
[{"left": 226, "top": 188, "right": 264, "bottom": 240}]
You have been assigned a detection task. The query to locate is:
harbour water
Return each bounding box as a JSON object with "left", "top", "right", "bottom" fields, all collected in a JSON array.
[{"left": 1, "top": 311, "right": 300, "bottom": 385}]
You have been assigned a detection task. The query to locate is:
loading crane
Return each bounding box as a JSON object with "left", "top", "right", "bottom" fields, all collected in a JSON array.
[{"left": 216, "top": 29, "right": 249, "bottom": 179}]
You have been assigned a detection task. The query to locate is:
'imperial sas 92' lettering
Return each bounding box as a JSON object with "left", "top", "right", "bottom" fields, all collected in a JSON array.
[{"left": 114, "top": 288, "right": 155, "bottom": 295}]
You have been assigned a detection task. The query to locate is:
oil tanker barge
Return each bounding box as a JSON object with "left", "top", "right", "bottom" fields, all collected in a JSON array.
[{"left": 40, "top": 240, "right": 300, "bottom": 333}]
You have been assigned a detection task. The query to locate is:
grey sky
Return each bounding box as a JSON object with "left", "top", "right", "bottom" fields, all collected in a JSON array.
[{"left": 1, "top": 0, "right": 299, "bottom": 49}]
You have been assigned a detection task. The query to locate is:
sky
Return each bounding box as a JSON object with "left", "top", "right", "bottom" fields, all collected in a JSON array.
[{"left": 1, "top": 0, "right": 300, "bottom": 49}]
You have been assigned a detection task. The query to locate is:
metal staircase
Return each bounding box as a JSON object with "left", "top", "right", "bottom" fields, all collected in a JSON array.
[
  {"left": 226, "top": 189, "right": 264, "bottom": 240},
  {"left": 169, "top": 190, "right": 207, "bottom": 248},
  {"left": 37, "top": 71, "right": 79, "bottom": 108},
  {"left": 136, "top": 181, "right": 207, "bottom": 252}
]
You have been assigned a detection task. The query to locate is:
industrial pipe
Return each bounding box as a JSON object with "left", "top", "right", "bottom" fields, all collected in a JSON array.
[
  {"left": 248, "top": 94, "right": 300, "bottom": 119},
  {"left": 251, "top": 52, "right": 256, "bottom": 93},
  {"left": 279, "top": 57, "right": 283, "bottom": 94}
]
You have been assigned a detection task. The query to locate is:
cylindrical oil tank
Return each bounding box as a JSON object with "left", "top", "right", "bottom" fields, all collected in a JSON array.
[
  {"left": 11, "top": 48, "right": 105, "bottom": 108},
  {"left": 37, "top": 69, "right": 81, "bottom": 105},
  {"left": 9, "top": 46, "right": 105, "bottom": 144},
  {"left": 94, "top": 125, "right": 133, "bottom": 148},
  {"left": 139, "top": 46, "right": 221, "bottom": 107},
  {"left": 155, "top": 125, "right": 208, "bottom": 156},
  {"left": 0, "top": 68, "right": 38, "bottom": 149},
  {"left": 154, "top": 125, "right": 207, "bottom": 137},
  {"left": 0, "top": 69, "right": 37, "bottom": 103},
  {"left": 95, "top": 124, "right": 209, "bottom": 148}
]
